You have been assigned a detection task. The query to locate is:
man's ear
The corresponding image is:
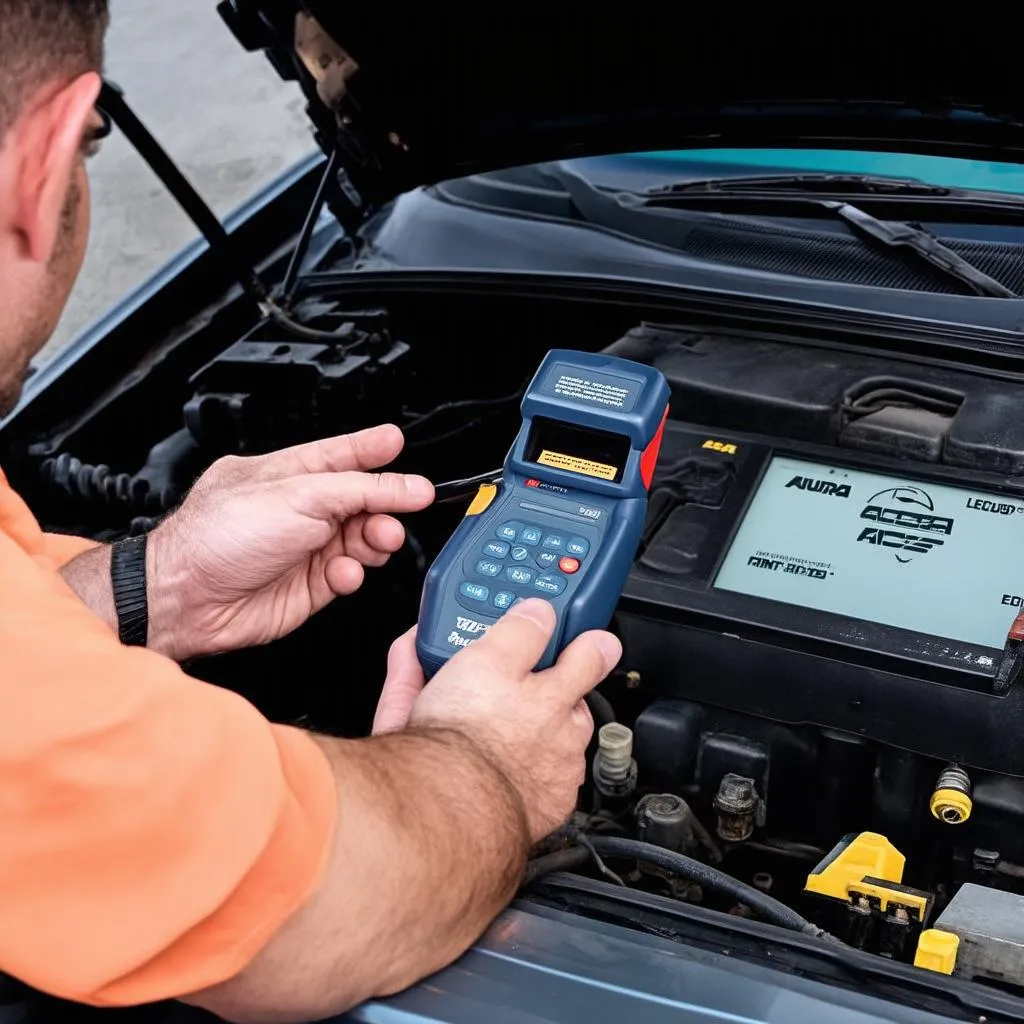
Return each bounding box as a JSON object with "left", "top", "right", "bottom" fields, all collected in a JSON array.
[{"left": 12, "top": 72, "right": 100, "bottom": 264}]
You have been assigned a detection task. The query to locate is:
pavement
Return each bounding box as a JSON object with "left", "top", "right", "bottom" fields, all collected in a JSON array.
[{"left": 44, "top": 0, "right": 315, "bottom": 361}]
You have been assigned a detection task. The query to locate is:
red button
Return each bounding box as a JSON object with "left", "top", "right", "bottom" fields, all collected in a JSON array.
[{"left": 558, "top": 556, "right": 580, "bottom": 575}]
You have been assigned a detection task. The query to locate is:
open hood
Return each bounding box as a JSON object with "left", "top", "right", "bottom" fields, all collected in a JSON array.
[{"left": 218, "top": 2, "right": 1024, "bottom": 210}]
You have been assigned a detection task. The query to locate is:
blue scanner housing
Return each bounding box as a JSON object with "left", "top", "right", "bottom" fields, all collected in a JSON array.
[{"left": 416, "top": 349, "right": 670, "bottom": 677}]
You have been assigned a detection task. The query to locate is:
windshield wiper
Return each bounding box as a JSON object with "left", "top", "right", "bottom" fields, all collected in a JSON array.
[
  {"left": 647, "top": 173, "right": 974, "bottom": 201},
  {"left": 640, "top": 181, "right": 1017, "bottom": 298},
  {"left": 818, "top": 200, "right": 1017, "bottom": 298},
  {"left": 555, "top": 166, "right": 1019, "bottom": 298}
]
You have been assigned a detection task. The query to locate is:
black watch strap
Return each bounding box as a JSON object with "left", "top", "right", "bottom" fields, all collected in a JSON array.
[{"left": 110, "top": 534, "right": 149, "bottom": 646}]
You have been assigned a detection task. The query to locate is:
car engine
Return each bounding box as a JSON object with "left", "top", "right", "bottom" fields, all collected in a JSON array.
[{"left": 13, "top": 285, "right": 1024, "bottom": 996}]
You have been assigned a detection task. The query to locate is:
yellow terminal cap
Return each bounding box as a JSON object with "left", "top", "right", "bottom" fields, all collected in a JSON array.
[
  {"left": 465, "top": 483, "right": 498, "bottom": 516},
  {"left": 914, "top": 930, "right": 960, "bottom": 975},
  {"left": 930, "top": 788, "right": 973, "bottom": 825}
]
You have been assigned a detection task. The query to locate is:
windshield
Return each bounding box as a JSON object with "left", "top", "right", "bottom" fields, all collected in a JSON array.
[
  {"left": 625, "top": 148, "right": 1024, "bottom": 195},
  {"left": 402, "top": 144, "right": 1024, "bottom": 309},
  {"left": 355, "top": 143, "right": 1024, "bottom": 331}
]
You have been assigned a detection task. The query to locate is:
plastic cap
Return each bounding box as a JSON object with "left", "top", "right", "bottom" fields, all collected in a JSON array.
[
  {"left": 598, "top": 723, "right": 633, "bottom": 762},
  {"left": 914, "top": 930, "right": 960, "bottom": 975}
]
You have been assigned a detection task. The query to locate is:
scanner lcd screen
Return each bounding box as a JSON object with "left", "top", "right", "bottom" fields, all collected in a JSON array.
[{"left": 525, "top": 417, "right": 629, "bottom": 483}]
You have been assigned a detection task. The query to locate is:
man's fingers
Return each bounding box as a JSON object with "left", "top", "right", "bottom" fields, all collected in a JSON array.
[
  {"left": 291, "top": 470, "right": 434, "bottom": 520},
  {"left": 462, "top": 598, "right": 556, "bottom": 678},
  {"left": 542, "top": 629, "right": 622, "bottom": 704},
  {"left": 251, "top": 424, "right": 406, "bottom": 481},
  {"left": 362, "top": 513, "right": 405, "bottom": 552},
  {"left": 342, "top": 513, "right": 405, "bottom": 566},
  {"left": 373, "top": 627, "right": 426, "bottom": 734},
  {"left": 324, "top": 555, "right": 365, "bottom": 596}
]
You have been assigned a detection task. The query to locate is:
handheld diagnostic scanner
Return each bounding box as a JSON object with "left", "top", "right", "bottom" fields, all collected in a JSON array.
[{"left": 416, "top": 349, "right": 670, "bottom": 677}]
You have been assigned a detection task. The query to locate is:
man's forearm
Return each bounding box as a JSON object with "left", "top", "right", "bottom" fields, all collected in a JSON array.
[
  {"left": 61, "top": 543, "right": 184, "bottom": 660},
  {"left": 183, "top": 728, "right": 531, "bottom": 1023}
]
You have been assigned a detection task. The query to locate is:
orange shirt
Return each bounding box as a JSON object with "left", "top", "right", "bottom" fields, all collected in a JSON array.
[{"left": 0, "top": 470, "right": 337, "bottom": 1006}]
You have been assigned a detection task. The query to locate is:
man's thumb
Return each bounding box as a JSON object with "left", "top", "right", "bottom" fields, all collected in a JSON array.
[{"left": 464, "top": 598, "right": 556, "bottom": 677}]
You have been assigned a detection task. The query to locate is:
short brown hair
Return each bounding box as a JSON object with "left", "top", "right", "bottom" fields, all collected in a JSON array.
[{"left": 0, "top": 0, "right": 109, "bottom": 142}]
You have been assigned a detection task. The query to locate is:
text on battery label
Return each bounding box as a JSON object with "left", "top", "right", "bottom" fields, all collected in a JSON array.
[{"left": 554, "top": 374, "right": 630, "bottom": 408}]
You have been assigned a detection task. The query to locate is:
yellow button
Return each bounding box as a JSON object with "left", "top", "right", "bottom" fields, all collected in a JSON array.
[
  {"left": 914, "top": 930, "right": 960, "bottom": 975},
  {"left": 465, "top": 483, "right": 498, "bottom": 516}
]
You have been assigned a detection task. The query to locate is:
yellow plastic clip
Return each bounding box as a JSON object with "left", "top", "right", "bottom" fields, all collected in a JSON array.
[
  {"left": 805, "top": 832, "right": 905, "bottom": 901},
  {"left": 914, "top": 929, "right": 960, "bottom": 975},
  {"left": 465, "top": 483, "right": 498, "bottom": 516},
  {"left": 804, "top": 832, "right": 930, "bottom": 919}
]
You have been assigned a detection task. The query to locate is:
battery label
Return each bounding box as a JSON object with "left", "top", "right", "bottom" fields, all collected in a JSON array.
[{"left": 537, "top": 450, "right": 618, "bottom": 480}]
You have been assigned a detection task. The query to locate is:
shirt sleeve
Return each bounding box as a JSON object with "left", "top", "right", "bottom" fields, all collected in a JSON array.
[
  {"left": 0, "top": 527, "right": 338, "bottom": 1006},
  {"left": 40, "top": 530, "right": 99, "bottom": 566},
  {"left": 0, "top": 467, "right": 98, "bottom": 568}
]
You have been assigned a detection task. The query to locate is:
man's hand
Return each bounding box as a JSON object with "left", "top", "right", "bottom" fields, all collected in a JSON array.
[
  {"left": 401, "top": 599, "right": 620, "bottom": 842},
  {"left": 62, "top": 424, "right": 434, "bottom": 662},
  {"left": 374, "top": 602, "right": 620, "bottom": 841},
  {"left": 147, "top": 424, "right": 433, "bottom": 661},
  {"left": 185, "top": 601, "right": 620, "bottom": 1023}
]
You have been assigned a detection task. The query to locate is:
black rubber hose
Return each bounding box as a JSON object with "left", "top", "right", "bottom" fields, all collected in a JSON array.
[
  {"left": 586, "top": 836, "right": 830, "bottom": 937},
  {"left": 521, "top": 846, "right": 591, "bottom": 887},
  {"left": 39, "top": 454, "right": 169, "bottom": 513},
  {"left": 584, "top": 689, "right": 616, "bottom": 730}
]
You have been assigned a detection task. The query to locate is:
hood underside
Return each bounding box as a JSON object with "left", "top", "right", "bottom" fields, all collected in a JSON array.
[{"left": 218, "top": 2, "right": 1024, "bottom": 205}]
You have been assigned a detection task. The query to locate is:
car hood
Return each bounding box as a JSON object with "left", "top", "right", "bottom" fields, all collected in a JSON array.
[{"left": 219, "top": 2, "right": 1024, "bottom": 210}]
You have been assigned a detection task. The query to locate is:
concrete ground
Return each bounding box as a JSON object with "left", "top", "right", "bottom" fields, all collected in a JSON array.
[{"left": 43, "top": 0, "right": 315, "bottom": 361}]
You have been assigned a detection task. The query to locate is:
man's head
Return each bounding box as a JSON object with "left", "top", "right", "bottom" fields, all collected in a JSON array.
[{"left": 0, "top": 0, "right": 109, "bottom": 416}]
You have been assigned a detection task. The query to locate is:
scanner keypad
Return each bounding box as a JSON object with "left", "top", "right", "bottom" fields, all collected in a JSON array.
[{"left": 455, "top": 518, "right": 592, "bottom": 612}]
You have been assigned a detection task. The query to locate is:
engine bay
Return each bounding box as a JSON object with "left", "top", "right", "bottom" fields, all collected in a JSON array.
[{"left": 12, "top": 283, "right": 1024, "bottom": 1004}]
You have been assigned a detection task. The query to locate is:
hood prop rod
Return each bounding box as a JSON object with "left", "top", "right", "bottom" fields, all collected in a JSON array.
[
  {"left": 97, "top": 80, "right": 270, "bottom": 309},
  {"left": 280, "top": 146, "right": 338, "bottom": 305},
  {"left": 97, "top": 81, "right": 358, "bottom": 347}
]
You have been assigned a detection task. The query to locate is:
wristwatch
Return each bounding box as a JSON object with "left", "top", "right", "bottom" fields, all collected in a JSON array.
[{"left": 110, "top": 534, "right": 149, "bottom": 646}]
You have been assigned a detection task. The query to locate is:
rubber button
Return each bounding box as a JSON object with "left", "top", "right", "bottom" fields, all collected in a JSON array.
[
  {"left": 476, "top": 560, "right": 502, "bottom": 577},
  {"left": 492, "top": 591, "right": 516, "bottom": 610},
  {"left": 506, "top": 566, "right": 534, "bottom": 585},
  {"left": 542, "top": 534, "right": 565, "bottom": 551},
  {"left": 534, "top": 574, "right": 567, "bottom": 596},
  {"left": 566, "top": 537, "right": 590, "bottom": 558},
  {"left": 496, "top": 522, "right": 521, "bottom": 542},
  {"left": 536, "top": 551, "right": 558, "bottom": 569},
  {"left": 558, "top": 556, "right": 580, "bottom": 575},
  {"left": 483, "top": 540, "right": 510, "bottom": 558},
  {"left": 510, "top": 546, "right": 530, "bottom": 561},
  {"left": 519, "top": 526, "right": 543, "bottom": 546},
  {"left": 460, "top": 582, "right": 490, "bottom": 602},
  {"left": 465, "top": 483, "right": 498, "bottom": 516}
]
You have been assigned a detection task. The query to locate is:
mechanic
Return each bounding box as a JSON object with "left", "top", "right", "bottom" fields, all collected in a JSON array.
[{"left": 0, "top": 3, "right": 621, "bottom": 1020}]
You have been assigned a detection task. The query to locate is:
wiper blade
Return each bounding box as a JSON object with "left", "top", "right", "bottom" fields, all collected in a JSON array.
[
  {"left": 648, "top": 173, "right": 958, "bottom": 199},
  {"left": 820, "top": 200, "right": 1016, "bottom": 298},
  {"left": 640, "top": 177, "right": 1017, "bottom": 297},
  {"left": 556, "top": 166, "right": 1018, "bottom": 297}
]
